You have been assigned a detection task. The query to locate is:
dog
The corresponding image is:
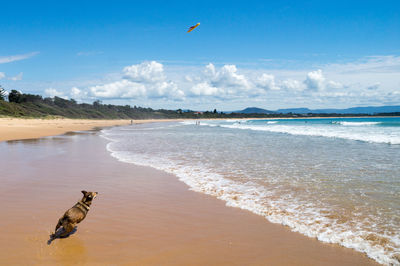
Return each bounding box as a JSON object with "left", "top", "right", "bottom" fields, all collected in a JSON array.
[{"left": 51, "top": 191, "right": 98, "bottom": 238}]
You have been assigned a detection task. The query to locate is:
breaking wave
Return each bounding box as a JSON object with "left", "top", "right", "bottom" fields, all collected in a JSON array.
[{"left": 101, "top": 120, "right": 400, "bottom": 265}]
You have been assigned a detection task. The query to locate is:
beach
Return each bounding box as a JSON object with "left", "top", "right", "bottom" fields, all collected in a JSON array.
[
  {"left": 0, "top": 119, "right": 379, "bottom": 265},
  {"left": 0, "top": 118, "right": 187, "bottom": 142}
]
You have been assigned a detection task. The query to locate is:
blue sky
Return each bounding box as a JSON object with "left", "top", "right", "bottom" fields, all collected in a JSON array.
[{"left": 1, "top": 0, "right": 399, "bottom": 110}]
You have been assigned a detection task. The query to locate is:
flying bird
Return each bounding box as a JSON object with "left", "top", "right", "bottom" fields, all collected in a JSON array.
[{"left": 187, "top": 22, "right": 200, "bottom": 33}]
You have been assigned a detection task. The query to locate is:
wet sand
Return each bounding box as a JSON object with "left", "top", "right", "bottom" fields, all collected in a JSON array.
[{"left": 0, "top": 130, "right": 378, "bottom": 265}]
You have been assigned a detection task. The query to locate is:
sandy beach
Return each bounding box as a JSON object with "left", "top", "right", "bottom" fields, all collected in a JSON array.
[
  {"left": 1, "top": 117, "right": 393, "bottom": 142},
  {"left": 0, "top": 118, "right": 187, "bottom": 142},
  {"left": 0, "top": 121, "right": 379, "bottom": 265}
]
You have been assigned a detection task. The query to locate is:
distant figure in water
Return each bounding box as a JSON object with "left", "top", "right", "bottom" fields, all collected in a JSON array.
[{"left": 131, "top": 120, "right": 133, "bottom": 125}]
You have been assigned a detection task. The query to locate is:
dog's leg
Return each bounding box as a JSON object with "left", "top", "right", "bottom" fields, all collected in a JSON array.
[
  {"left": 52, "top": 218, "right": 63, "bottom": 236},
  {"left": 50, "top": 218, "right": 63, "bottom": 238},
  {"left": 59, "top": 222, "right": 75, "bottom": 237}
]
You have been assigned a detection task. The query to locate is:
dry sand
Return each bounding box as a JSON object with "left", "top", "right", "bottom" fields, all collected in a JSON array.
[
  {"left": 0, "top": 118, "right": 185, "bottom": 142},
  {"left": 0, "top": 125, "right": 378, "bottom": 265}
]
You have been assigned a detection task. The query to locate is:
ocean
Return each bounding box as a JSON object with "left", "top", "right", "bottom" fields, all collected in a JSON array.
[{"left": 101, "top": 117, "right": 400, "bottom": 265}]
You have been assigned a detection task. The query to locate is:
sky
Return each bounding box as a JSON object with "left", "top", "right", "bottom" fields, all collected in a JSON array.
[{"left": 1, "top": 0, "right": 399, "bottom": 111}]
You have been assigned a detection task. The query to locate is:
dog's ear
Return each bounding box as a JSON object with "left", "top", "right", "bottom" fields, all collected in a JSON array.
[{"left": 81, "top": 190, "right": 88, "bottom": 195}]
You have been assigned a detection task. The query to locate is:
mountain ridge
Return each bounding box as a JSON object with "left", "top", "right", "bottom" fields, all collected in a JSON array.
[{"left": 234, "top": 105, "right": 400, "bottom": 114}]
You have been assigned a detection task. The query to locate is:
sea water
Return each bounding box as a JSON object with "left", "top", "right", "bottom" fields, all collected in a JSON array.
[{"left": 101, "top": 117, "right": 400, "bottom": 265}]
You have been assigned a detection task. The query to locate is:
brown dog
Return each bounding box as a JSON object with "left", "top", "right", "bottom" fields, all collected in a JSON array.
[{"left": 51, "top": 191, "right": 98, "bottom": 238}]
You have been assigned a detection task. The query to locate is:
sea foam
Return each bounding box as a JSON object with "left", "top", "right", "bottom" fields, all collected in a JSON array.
[
  {"left": 214, "top": 123, "right": 400, "bottom": 145},
  {"left": 101, "top": 121, "right": 400, "bottom": 265}
]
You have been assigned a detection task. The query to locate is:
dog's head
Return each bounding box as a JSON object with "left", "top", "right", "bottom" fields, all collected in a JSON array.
[{"left": 81, "top": 190, "right": 98, "bottom": 206}]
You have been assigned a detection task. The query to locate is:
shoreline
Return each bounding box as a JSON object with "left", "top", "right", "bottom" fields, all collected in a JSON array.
[
  {"left": 0, "top": 129, "right": 378, "bottom": 265},
  {"left": 1, "top": 116, "right": 396, "bottom": 142}
]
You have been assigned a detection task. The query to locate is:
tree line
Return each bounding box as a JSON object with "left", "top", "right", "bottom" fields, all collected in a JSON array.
[{"left": 0, "top": 87, "right": 235, "bottom": 119}]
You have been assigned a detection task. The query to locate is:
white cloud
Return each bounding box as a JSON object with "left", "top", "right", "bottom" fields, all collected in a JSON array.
[
  {"left": 205, "top": 63, "right": 250, "bottom": 89},
  {"left": 0, "top": 72, "right": 5, "bottom": 79},
  {"left": 301, "top": 69, "right": 344, "bottom": 91},
  {"left": 88, "top": 61, "right": 184, "bottom": 101},
  {"left": 191, "top": 82, "right": 220, "bottom": 96},
  {"left": 256, "top": 73, "right": 280, "bottom": 90},
  {"left": 60, "top": 56, "right": 400, "bottom": 109},
  {"left": 304, "top": 69, "right": 325, "bottom": 91},
  {"left": 188, "top": 63, "right": 251, "bottom": 98},
  {"left": 281, "top": 79, "right": 304, "bottom": 91},
  {"left": 70, "top": 87, "right": 88, "bottom": 100},
  {"left": 90, "top": 80, "right": 146, "bottom": 98},
  {"left": 326, "top": 80, "right": 343, "bottom": 90},
  {"left": 187, "top": 65, "right": 346, "bottom": 99},
  {"left": 322, "top": 56, "right": 400, "bottom": 94},
  {"left": 0, "top": 52, "right": 39, "bottom": 64},
  {"left": 325, "top": 55, "right": 400, "bottom": 74},
  {"left": 123, "top": 61, "right": 165, "bottom": 83}
]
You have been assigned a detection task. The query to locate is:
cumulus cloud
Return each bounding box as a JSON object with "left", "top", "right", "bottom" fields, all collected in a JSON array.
[
  {"left": 184, "top": 64, "right": 352, "bottom": 101},
  {"left": 256, "top": 73, "right": 280, "bottom": 90},
  {"left": 89, "top": 61, "right": 184, "bottom": 101},
  {"left": 304, "top": 69, "right": 325, "bottom": 91},
  {"left": 0, "top": 72, "right": 5, "bottom": 80},
  {"left": 61, "top": 58, "right": 397, "bottom": 109},
  {"left": 90, "top": 80, "right": 146, "bottom": 98},
  {"left": 0, "top": 52, "right": 39, "bottom": 64},
  {"left": 70, "top": 87, "right": 88, "bottom": 100},
  {"left": 188, "top": 63, "right": 252, "bottom": 98},
  {"left": 205, "top": 64, "right": 250, "bottom": 89},
  {"left": 302, "top": 69, "right": 344, "bottom": 91},
  {"left": 186, "top": 65, "right": 346, "bottom": 99},
  {"left": 191, "top": 82, "right": 220, "bottom": 96},
  {"left": 281, "top": 79, "right": 304, "bottom": 91},
  {"left": 65, "top": 61, "right": 360, "bottom": 104},
  {"left": 123, "top": 61, "right": 165, "bottom": 83}
]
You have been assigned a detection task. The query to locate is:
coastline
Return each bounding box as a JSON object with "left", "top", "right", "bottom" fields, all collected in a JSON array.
[
  {"left": 0, "top": 123, "right": 379, "bottom": 265},
  {"left": 1, "top": 116, "right": 397, "bottom": 142}
]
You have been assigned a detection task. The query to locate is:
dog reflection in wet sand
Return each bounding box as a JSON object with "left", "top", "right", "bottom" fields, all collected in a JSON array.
[{"left": 49, "top": 191, "right": 98, "bottom": 242}]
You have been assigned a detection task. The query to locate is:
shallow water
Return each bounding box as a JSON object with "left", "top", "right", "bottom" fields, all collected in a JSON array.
[{"left": 102, "top": 117, "right": 400, "bottom": 265}]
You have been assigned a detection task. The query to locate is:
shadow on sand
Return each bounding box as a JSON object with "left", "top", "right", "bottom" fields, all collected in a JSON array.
[{"left": 47, "top": 227, "right": 78, "bottom": 245}]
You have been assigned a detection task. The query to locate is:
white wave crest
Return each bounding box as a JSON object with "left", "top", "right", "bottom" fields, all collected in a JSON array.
[
  {"left": 217, "top": 124, "right": 400, "bottom": 145},
  {"left": 336, "top": 121, "right": 381, "bottom": 126}
]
